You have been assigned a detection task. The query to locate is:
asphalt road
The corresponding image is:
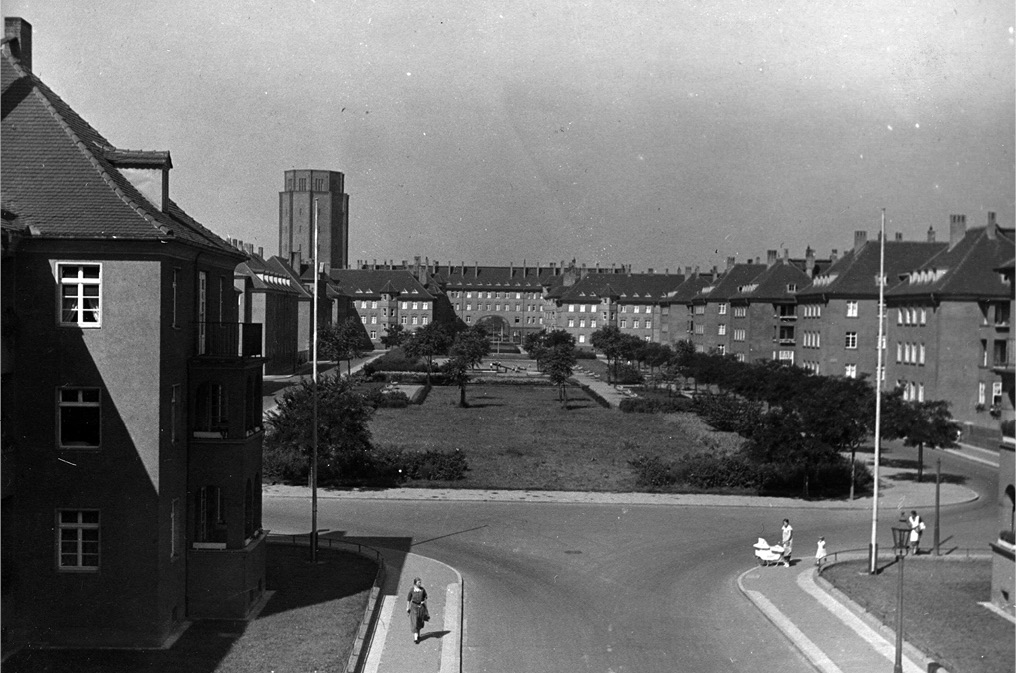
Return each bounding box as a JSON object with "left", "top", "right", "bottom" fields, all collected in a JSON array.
[{"left": 262, "top": 444, "right": 997, "bottom": 673}]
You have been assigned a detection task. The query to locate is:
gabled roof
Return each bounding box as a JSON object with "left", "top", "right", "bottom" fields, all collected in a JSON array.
[
  {"left": 330, "top": 269, "right": 435, "bottom": 300},
  {"left": 0, "top": 49, "right": 239, "bottom": 257},
  {"left": 691, "top": 263, "right": 767, "bottom": 303},
  {"left": 665, "top": 274, "right": 716, "bottom": 304},
  {"left": 557, "top": 272, "right": 685, "bottom": 303},
  {"left": 797, "top": 239, "right": 946, "bottom": 299},
  {"left": 886, "top": 226, "right": 1014, "bottom": 300},
  {"left": 435, "top": 265, "right": 565, "bottom": 291},
  {"left": 730, "top": 262, "right": 812, "bottom": 302},
  {"left": 234, "top": 251, "right": 305, "bottom": 295}
]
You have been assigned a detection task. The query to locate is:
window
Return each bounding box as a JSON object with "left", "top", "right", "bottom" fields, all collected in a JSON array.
[
  {"left": 58, "top": 510, "right": 100, "bottom": 570},
  {"left": 370, "top": 330, "right": 377, "bottom": 339},
  {"left": 718, "top": 303, "right": 727, "bottom": 315},
  {"left": 590, "top": 319, "right": 597, "bottom": 328},
  {"left": 171, "top": 499, "right": 181, "bottom": 559},
  {"left": 845, "top": 332, "right": 858, "bottom": 349},
  {"left": 59, "top": 388, "right": 101, "bottom": 449},
  {"left": 919, "top": 308, "right": 927, "bottom": 325},
  {"left": 371, "top": 301, "right": 378, "bottom": 309},
  {"left": 917, "top": 384, "right": 925, "bottom": 403},
  {"left": 422, "top": 301, "right": 430, "bottom": 311},
  {"left": 495, "top": 304, "right": 501, "bottom": 312},
  {"left": 694, "top": 305, "right": 705, "bottom": 315},
  {"left": 412, "top": 301, "right": 419, "bottom": 310},
  {"left": 412, "top": 316, "right": 419, "bottom": 325},
  {"left": 716, "top": 344, "right": 726, "bottom": 355},
  {"left": 734, "top": 306, "right": 747, "bottom": 318},
  {"left": 569, "top": 305, "right": 575, "bottom": 313},
  {"left": 568, "top": 318, "right": 575, "bottom": 327},
  {"left": 918, "top": 344, "right": 925, "bottom": 365},
  {"left": 578, "top": 334, "right": 586, "bottom": 344},
  {"left": 58, "top": 263, "right": 101, "bottom": 326},
  {"left": 170, "top": 385, "right": 180, "bottom": 444},
  {"left": 195, "top": 486, "right": 226, "bottom": 543},
  {"left": 718, "top": 324, "right": 726, "bottom": 336},
  {"left": 466, "top": 303, "right": 472, "bottom": 311},
  {"left": 645, "top": 320, "right": 652, "bottom": 329},
  {"left": 361, "top": 316, "right": 367, "bottom": 324},
  {"left": 845, "top": 364, "right": 857, "bottom": 378},
  {"left": 734, "top": 329, "right": 746, "bottom": 342},
  {"left": 620, "top": 319, "right": 627, "bottom": 328},
  {"left": 421, "top": 316, "right": 429, "bottom": 325},
  {"left": 632, "top": 320, "right": 639, "bottom": 329},
  {"left": 978, "top": 382, "right": 986, "bottom": 405},
  {"left": 846, "top": 301, "right": 858, "bottom": 317},
  {"left": 194, "top": 383, "right": 226, "bottom": 434},
  {"left": 401, "top": 301, "right": 409, "bottom": 310},
  {"left": 466, "top": 315, "right": 472, "bottom": 324},
  {"left": 171, "top": 268, "right": 180, "bottom": 328},
  {"left": 993, "top": 382, "right": 1004, "bottom": 405},
  {"left": 897, "top": 309, "right": 903, "bottom": 325},
  {"left": 633, "top": 305, "right": 641, "bottom": 314}
]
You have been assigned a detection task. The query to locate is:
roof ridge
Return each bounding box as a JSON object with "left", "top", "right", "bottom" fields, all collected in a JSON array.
[{"left": 16, "top": 61, "right": 171, "bottom": 237}]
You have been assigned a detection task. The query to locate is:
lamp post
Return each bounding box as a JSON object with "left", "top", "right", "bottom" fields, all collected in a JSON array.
[{"left": 890, "top": 518, "right": 911, "bottom": 673}]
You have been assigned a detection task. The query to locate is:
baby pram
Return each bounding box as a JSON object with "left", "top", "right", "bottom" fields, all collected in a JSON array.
[{"left": 753, "top": 537, "right": 786, "bottom": 566}]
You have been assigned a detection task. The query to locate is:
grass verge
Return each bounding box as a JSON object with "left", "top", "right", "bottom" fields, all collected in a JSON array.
[
  {"left": 371, "top": 382, "right": 742, "bottom": 491},
  {"left": 4, "top": 545, "right": 376, "bottom": 673},
  {"left": 822, "top": 558, "right": 1013, "bottom": 673}
]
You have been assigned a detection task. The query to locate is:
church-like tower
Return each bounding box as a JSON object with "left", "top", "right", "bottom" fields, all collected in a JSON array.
[{"left": 278, "top": 169, "right": 349, "bottom": 271}]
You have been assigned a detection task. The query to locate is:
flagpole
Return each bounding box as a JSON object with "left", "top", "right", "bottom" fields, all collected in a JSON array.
[
  {"left": 311, "top": 198, "right": 320, "bottom": 563},
  {"left": 869, "top": 208, "right": 886, "bottom": 574}
]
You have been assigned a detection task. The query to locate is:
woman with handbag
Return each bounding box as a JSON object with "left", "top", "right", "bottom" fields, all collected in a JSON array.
[
  {"left": 908, "top": 510, "right": 925, "bottom": 555},
  {"left": 406, "top": 577, "right": 429, "bottom": 643}
]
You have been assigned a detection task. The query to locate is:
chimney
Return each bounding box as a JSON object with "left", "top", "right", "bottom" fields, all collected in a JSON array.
[
  {"left": 830, "top": 249, "right": 838, "bottom": 263},
  {"left": 4, "top": 17, "right": 32, "bottom": 71},
  {"left": 726, "top": 256, "right": 736, "bottom": 271},
  {"left": 805, "top": 246, "right": 815, "bottom": 276},
  {"left": 290, "top": 251, "right": 301, "bottom": 269},
  {"left": 853, "top": 230, "right": 867, "bottom": 253},
  {"left": 766, "top": 250, "right": 778, "bottom": 267},
  {"left": 474, "top": 262, "right": 479, "bottom": 278},
  {"left": 783, "top": 248, "right": 790, "bottom": 262},
  {"left": 257, "top": 246, "right": 264, "bottom": 258},
  {"left": 894, "top": 232, "right": 903, "bottom": 242},
  {"left": 927, "top": 226, "right": 936, "bottom": 243},
  {"left": 949, "top": 214, "right": 966, "bottom": 250},
  {"left": 647, "top": 268, "right": 654, "bottom": 274},
  {"left": 509, "top": 261, "right": 514, "bottom": 277},
  {"left": 987, "top": 212, "right": 997, "bottom": 240},
  {"left": 685, "top": 266, "right": 693, "bottom": 277}
]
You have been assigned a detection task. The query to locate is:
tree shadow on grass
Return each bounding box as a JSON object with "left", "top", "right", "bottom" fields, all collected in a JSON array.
[{"left": 882, "top": 458, "right": 968, "bottom": 485}]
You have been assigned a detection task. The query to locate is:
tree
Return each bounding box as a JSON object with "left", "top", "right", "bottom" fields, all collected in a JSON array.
[
  {"left": 522, "top": 329, "right": 549, "bottom": 369},
  {"left": 882, "top": 391, "right": 960, "bottom": 482},
  {"left": 590, "top": 325, "right": 624, "bottom": 383},
  {"left": 541, "top": 330, "right": 577, "bottom": 407},
  {"left": 445, "top": 325, "right": 491, "bottom": 406},
  {"left": 380, "top": 323, "right": 408, "bottom": 350},
  {"left": 402, "top": 322, "right": 452, "bottom": 384},
  {"left": 641, "top": 342, "right": 672, "bottom": 387},
  {"left": 264, "top": 375, "right": 375, "bottom": 482},
  {"left": 319, "top": 318, "right": 373, "bottom": 376}
]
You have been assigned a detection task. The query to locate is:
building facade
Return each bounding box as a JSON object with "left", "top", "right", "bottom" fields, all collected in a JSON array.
[
  {"left": 1, "top": 20, "right": 265, "bottom": 648},
  {"left": 278, "top": 169, "right": 349, "bottom": 273}
]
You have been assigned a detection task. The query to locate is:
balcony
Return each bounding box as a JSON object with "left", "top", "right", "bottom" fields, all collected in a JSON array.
[{"left": 193, "top": 322, "right": 262, "bottom": 359}]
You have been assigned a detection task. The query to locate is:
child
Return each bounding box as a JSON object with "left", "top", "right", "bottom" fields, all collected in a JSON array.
[{"left": 815, "top": 537, "right": 827, "bottom": 567}]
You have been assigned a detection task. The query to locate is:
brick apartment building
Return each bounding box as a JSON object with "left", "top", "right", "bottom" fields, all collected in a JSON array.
[{"left": 1, "top": 19, "right": 265, "bottom": 648}]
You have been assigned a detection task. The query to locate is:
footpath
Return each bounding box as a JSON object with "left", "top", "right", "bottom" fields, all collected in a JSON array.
[{"left": 261, "top": 355, "right": 1003, "bottom": 673}]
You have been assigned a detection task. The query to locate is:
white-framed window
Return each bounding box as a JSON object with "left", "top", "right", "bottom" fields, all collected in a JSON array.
[
  {"left": 371, "top": 301, "right": 378, "bottom": 309},
  {"left": 57, "top": 510, "right": 100, "bottom": 570},
  {"left": 361, "top": 316, "right": 367, "bottom": 324},
  {"left": 58, "top": 263, "right": 102, "bottom": 327},
  {"left": 845, "top": 332, "right": 858, "bottom": 349},
  {"left": 917, "top": 383, "right": 925, "bottom": 402},
  {"left": 466, "top": 315, "right": 472, "bottom": 324},
  {"left": 620, "top": 319, "right": 627, "bottom": 328},
  {"left": 846, "top": 301, "right": 858, "bottom": 317},
  {"left": 734, "top": 329, "right": 746, "bottom": 342},
  {"left": 495, "top": 304, "right": 501, "bottom": 311},
  {"left": 568, "top": 304, "right": 575, "bottom": 313},
  {"left": 421, "top": 316, "right": 429, "bottom": 325},
  {"left": 978, "top": 382, "right": 986, "bottom": 405},
  {"left": 734, "top": 306, "right": 747, "bottom": 318},
  {"left": 844, "top": 364, "right": 857, "bottom": 378},
  {"left": 645, "top": 320, "right": 652, "bottom": 329},
  {"left": 633, "top": 305, "right": 641, "bottom": 314},
  {"left": 716, "top": 344, "right": 726, "bottom": 355},
  {"left": 993, "top": 381, "right": 1004, "bottom": 405},
  {"left": 567, "top": 318, "right": 575, "bottom": 327},
  {"left": 718, "top": 303, "right": 727, "bottom": 315},
  {"left": 401, "top": 316, "right": 407, "bottom": 325},
  {"left": 412, "top": 301, "right": 419, "bottom": 310},
  {"left": 59, "top": 388, "right": 101, "bottom": 449},
  {"left": 369, "top": 330, "right": 377, "bottom": 339},
  {"left": 466, "top": 303, "right": 472, "bottom": 311},
  {"left": 718, "top": 324, "right": 726, "bottom": 336},
  {"left": 466, "top": 291, "right": 473, "bottom": 299},
  {"left": 632, "top": 320, "right": 640, "bottom": 329},
  {"left": 897, "top": 309, "right": 903, "bottom": 325},
  {"left": 694, "top": 305, "right": 705, "bottom": 315},
  {"left": 412, "top": 316, "right": 419, "bottom": 325},
  {"left": 578, "top": 334, "right": 586, "bottom": 343},
  {"left": 918, "top": 343, "right": 925, "bottom": 365},
  {"left": 896, "top": 342, "right": 903, "bottom": 363},
  {"left": 919, "top": 308, "right": 927, "bottom": 325},
  {"left": 590, "top": 319, "right": 597, "bottom": 328}
]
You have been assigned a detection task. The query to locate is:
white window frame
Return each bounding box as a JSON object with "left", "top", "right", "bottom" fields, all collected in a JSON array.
[
  {"left": 846, "top": 300, "right": 858, "bottom": 318},
  {"left": 845, "top": 364, "right": 857, "bottom": 378},
  {"left": 58, "top": 262, "right": 102, "bottom": 327},
  {"left": 718, "top": 303, "right": 727, "bottom": 315},
  {"left": 845, "top": 332, "right": 858, "bottom": 349},
  {"left": 58, "top": 387, "right": 101, "bottom": 449},
  {"left": 57, "top": 509, "right": 100, "bottom": 571}
]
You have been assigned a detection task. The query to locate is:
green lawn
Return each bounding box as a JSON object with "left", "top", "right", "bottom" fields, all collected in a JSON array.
[
  {"left": 370, "top": 382, "right": 742, "bottom": 491},
  {"left": 822, "top": 558, "right": 1013, "bottom": 673},
  {"left": 4, "top": 545, "right": 376, "bottom": 673}
]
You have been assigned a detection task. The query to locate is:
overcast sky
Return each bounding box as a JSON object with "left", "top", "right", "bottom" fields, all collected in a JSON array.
[{"left": 7, "top": 0, "right": 1014, "bottom": 272}]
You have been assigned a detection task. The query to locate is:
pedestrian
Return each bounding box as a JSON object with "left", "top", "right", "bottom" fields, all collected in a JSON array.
[
  {"left": 815, "top": 537, "right": 827, "bottom": 567},
  {"left": 406, "top": 577, "right": 429, "bottom": 643},
  {"left": 780, "top": 518, "right": 793, "bottom": 567},
  {"left": 907, "top": 510, "right": 925, "bottom": 555}
]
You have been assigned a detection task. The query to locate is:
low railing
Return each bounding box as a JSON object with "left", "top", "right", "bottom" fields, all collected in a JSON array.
[
  {"left": 818, "top": 546, "right": 992, "bottom": 571},
  {"left": 194, "top": 322, "right": 263, "bottom": 358}
]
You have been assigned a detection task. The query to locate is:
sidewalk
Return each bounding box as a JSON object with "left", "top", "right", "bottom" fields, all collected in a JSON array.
[
  {"left": 362, "top": 550, "right": 462, "bottom": 673},
  {"left": 739, "top": 558, "right": 935, "bottom": 673}
]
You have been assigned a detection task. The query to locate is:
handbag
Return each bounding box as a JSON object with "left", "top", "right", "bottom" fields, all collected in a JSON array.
[{"left": 420, "top": 603, "right": 430, "bottom": 622}]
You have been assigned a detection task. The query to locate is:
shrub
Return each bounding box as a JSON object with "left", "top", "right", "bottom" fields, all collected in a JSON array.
[
  {"left": 402, "top": 448, "right": 469, "bottom": 481},
  {"left": 364, "top": 389, "right": 410, "bottom": 408},
  {"left": 619, "top": 397, "right": 695, "bottom": 414},
  {"left": 367, "top": 348, "right": 429, "bottom": 373},
  {"left": 574, "top": 349, "right": 598, "bottom": 360},
  {"left": 610, "top": 363, "right": 644, "bottom": 385},
  {"left": 628, "top": 454, "right": 677, "bottom": 489},
  {"left": 693, "top": 393, "right": 762, "bottom": 433},
  {"left": 262, "top": 441, "right": 308, "bottom": 483}
]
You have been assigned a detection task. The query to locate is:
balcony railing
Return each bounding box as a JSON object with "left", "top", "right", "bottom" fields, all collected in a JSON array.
[{"left": 194, "top": 322, "right": 262, "bottom": 358}]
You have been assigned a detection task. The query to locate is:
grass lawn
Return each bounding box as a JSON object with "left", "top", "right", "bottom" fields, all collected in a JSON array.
[
  {"left": 4, "top": 545, "right": 376, "bottom": 673},
  {"left": 370, "top": 382, "right": 742, "bottom": 491},
  {"left": 822, "top": 558, "right": 1013, "bottom": 673}
]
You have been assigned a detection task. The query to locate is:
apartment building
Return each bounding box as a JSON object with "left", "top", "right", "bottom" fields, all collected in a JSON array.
[
  {"left": 795, "top": 231, "right": 945, "bottom": 379},
  {"left": 233, "top": 244, "right": 306, "bottom": 374},
  {"left": 729, "top": 250, "right": 817, "bottom": 364},
  {"left": 332, "top": 267, "right": 439, "bottom": 343},
  {"left": 1, "top": 19, "right": 265, "bottom": 647},
  {"left": 686, "top": 259, "right": 768, "bottom": 355},
  {"left": 884, "top": 214, "right": 1015, "bottom": 445}
]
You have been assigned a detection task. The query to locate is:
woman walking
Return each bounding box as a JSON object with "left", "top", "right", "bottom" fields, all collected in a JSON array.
[
  {"left": 780, "top": 518, "right": 794, "bottom": 567},
  {"left": 406, "top": 577, "right": 428, "bottom": 643}
]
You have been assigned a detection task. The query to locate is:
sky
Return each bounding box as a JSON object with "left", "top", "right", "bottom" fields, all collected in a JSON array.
[{"left": 5, "top": 0, "right": 1014, "bottom": 272}]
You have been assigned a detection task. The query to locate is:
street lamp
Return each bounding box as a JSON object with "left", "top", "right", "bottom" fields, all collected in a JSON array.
[{"left": 890, "top": 517, "right": 911, "bottom": 673}]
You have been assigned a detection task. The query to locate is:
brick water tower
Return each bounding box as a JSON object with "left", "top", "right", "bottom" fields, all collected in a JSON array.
[{"left": 278, "top": 169, "right": 349, "bottom": 272}]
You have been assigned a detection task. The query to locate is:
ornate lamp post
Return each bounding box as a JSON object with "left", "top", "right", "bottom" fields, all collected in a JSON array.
[{"left": 890, "top": 518, "right": 911, "bottom": 673}]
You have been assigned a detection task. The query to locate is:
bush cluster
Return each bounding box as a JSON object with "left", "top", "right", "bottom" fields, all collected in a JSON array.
[
  {"left": 627, "top": 452, "right": 872, "bottom": 497},
  {"left": 364, "top": 349, "right": 430, "bottom": 374},
  {"left": 609, "top": 363, "right": 644, "bottom": 385},
  {"left": 619, "top": 397, "right": 695, "bottom": 414},
  {"left": 364, "top": 389, "right": 411, "bottom": 408},
  {"left": 574, "top": 349, "right": 598, "bottom": 360},
  {"left": 263, "top": 443, "right": 469, "bottom": 487},
  {"left": 692, "top": 392, "right": 762, "bottom": 433}
]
